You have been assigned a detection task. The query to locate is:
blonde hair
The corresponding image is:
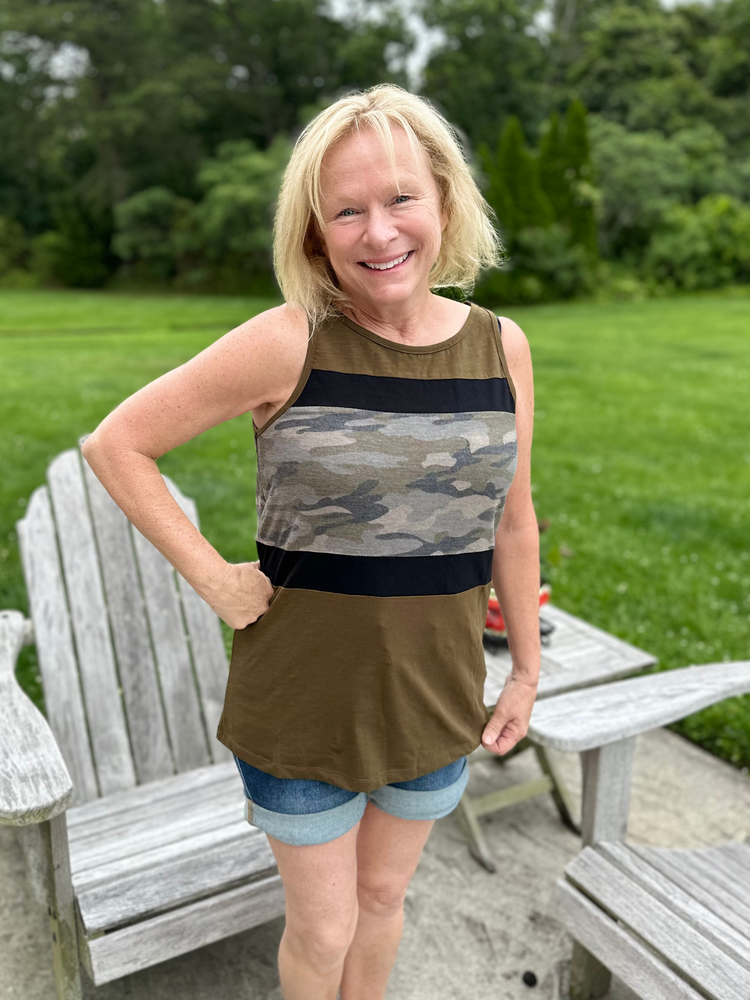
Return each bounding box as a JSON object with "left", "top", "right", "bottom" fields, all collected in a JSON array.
[{"left": 273, "top": 83, "right": 503, "bottom": 334}]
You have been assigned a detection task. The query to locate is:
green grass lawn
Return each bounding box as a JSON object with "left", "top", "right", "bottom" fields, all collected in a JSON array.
[{"left": 2, "top": 288, "right": 749, "bottom": 769}]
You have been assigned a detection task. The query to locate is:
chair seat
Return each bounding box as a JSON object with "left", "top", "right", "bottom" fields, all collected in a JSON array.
[
  {"left": 67, "top": 761, "right": 277, "bottom": 935},
  {"left": 558, "top": 840, "right": 750, "bottom": 1000}
]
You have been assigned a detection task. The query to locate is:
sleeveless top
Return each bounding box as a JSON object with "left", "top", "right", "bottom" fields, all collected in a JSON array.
[{"left": 216, "top": 299, "right": 518, "bottom": 793}]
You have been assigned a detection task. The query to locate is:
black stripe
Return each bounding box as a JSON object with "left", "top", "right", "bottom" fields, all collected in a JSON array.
[
  {"left": 257, "top": 542, "right": 493, "bottom": 597},
  {"left": 295, "top": 370, "right": 515, "bottom": 414}
]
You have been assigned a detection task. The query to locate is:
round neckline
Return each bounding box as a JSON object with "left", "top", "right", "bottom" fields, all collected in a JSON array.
[{"left": 335, "top": 300, "right": 476, "bottom": 354}]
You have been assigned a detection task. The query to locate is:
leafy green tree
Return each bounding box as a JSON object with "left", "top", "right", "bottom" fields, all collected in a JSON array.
[
  {"left": 191, "top": 134, "right": 293, "bottom": 276},
  {"left": 567, "top": 1, "right": 718, "bottom": 134},
  {"left": 643, "top": 194, "right": 750, "bottom": 290},
  {"left": 417, "top": 0, "right": 550, "bottom": 149},
  {"left": 112, "top": 188, "right": 195, "bottom": 282},
  {"left": 0, "top": 0, "right": 412, "bottom": 285}
]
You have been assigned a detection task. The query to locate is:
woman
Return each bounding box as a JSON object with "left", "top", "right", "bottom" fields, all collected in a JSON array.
[{"left": 82, "top": 83, "right": 540, "bottom": 999}]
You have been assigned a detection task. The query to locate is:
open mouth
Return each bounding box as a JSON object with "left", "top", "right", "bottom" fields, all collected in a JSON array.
[{"left": 358, "top": 250, "right": 414, "bottom": 272}]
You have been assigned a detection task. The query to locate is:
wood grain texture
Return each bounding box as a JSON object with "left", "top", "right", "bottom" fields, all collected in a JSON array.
[
  {"left": 483, "top": 603, "right": 657, "bottom": 705},
  {"left": 598, "top": 842, "right": 750, "bottom": 973},
  {"left": 82, "top": 454, "right": 174, "bottom": 784},
  {"left": 16, "top": 486, "right": 98, "bottom": 805},
  {"left": 162, "top": 477, "right": 231, "bottom": 764},
  {"left": 130, "top": 519, "right": 211, "bottom": 773},
  {"left": 580, "top": 740, "right": 635, "bottom": 847},
  {"left": 40, "top": 813, "right": 83, "bottom": 1000},
  {"left": 84, "top": 874, "right": 286, "bottom": 985},
  {"left": 0, "top": 610, "right": 73, "bottom": 825},
  {"left": 48, "top": 450, "right": 136, "bottom": 796},
  {"left": 555, "top": 878, "right": 704, "bottom": 1000},
  {"left": 528, "top": 661, "right": 750, "bottom": 751},
  {"left": 565, "top": 846, "right": 750, "bottom": 1000},
  {"left": 630, "top": 845, "right": 750, "bottom": 933},
  {"left": 77, "top": 821, "right": 276, "bottom": 933},
  {"left": 65, "top": 760, "right": 238, "bottom": 829}
]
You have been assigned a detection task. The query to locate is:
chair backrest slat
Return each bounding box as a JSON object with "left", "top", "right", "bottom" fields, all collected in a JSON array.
[
  {"left": 47, "top": 451, "right": 137, "bottom": 796},
  {"left": 164, "top": 479, "right": 231, "bottom": 764},
  {"left": 17, "top": 486, "right": 99, "bottom": 805},
  {"left": 19, "top": 443, "right": 232, "bottom": 801},
  {"left": 129, "top": 515, "right": 212, "bottom": 772},
  {"left": 82, "top": 455, "right": 175, "bottom": 784}
]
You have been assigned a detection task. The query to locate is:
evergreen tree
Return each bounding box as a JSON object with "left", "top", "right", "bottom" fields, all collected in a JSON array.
[
  {"left": 486, "top": 116, "right": 553, "bottom": 240},
  {"left": 538, "top": 112, "right": 571, "bottom": 222},
  {"left": 562, "top": 100, "right": 599, "bottom": 258}
]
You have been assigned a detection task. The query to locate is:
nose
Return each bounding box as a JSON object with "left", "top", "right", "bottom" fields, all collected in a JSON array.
[{"left": 362, "top": 205, "right": 399, "bottom": 250}]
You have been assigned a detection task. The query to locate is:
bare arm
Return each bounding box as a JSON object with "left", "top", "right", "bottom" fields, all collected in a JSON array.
[
  {"left": 491, "top": 315, "right": 540, "bottom": 686},
  {"left": 81, "top": 302, "right": 308, "bottom": 627},
  {"left": 482, "top": 315, "right": 540, "bottom": 753}
]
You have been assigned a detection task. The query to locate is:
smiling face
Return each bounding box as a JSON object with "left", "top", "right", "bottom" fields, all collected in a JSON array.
[{"left": 317, "top": 126, "right": 447, "bottom": 316}]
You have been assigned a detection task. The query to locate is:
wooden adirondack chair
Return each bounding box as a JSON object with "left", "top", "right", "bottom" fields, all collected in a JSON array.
[
  {"left": 1, "top": 438, "right": 285, "bottom": 1000},
  {"left": 528, "top": 663, "right": 750, "bottom": 1000}
]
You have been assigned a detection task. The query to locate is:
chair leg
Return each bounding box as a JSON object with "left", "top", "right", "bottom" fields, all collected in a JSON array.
[
  {"left": 532, "top": 744, "right": 581, "bottom": 834},
  {"left": 569, "top": 941, "right": 612, "bottom": 1000},
  {"left": 39, "top": 813, "right": 83, "bottom": 1000},
  {"left": 455, "top": 791, "right": 497, "bottom": 873}
]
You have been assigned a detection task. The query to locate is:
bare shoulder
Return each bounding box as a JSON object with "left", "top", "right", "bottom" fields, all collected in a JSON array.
[{"left": 496, "top": 315, "right": 533, "bottom": 392}]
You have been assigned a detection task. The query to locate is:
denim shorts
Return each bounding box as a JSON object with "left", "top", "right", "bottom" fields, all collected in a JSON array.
[{"left": 233, "top": 754, "right": 470, "bottom": 846}]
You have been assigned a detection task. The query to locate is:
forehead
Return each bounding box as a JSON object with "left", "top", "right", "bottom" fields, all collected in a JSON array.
[{"left": 319, "top": 126, "right": 433, "bottom": 195}]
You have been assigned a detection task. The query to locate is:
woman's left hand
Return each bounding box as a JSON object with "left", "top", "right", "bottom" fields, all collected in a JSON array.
[{"left": 481, "top": 674, "right": 539, "bottom": 756}]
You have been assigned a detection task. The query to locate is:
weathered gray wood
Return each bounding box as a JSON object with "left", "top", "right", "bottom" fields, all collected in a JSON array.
[
  {"left": 0, "top": 610, "right": 74, "bottom": 825},
  {"left": 40, "top": 812, "right": 83, "bottom": 1000},
  {"left": 631, "top": 844, "right": 750, "bottom": 944},
  {"left": 84, "top": 874, "right": 286, "bottom": 985},
  {"left": 580, "top": 740, "right": 635, "bottom": 847},
  {"left": 47, "top": 450, "right": 136, "bottom": 796},
  {"left": 76, "top": 822, "right": 276, "bottom": 932},
  {"left": 81, "top": 454, "right": 174, "bottom": 784},
  {"left": 65, "top": 759, "right": 237, "bottom": 829},
  {"left": 69, "top": 798, "right": 245, "bottom": 874},
  {"left": 714, "top": 841, "right": 750, "bottom": 878},
  {"left": 691, "top": 843, "right": 750, "bottom": 894},
  {"left": 16, "top": 487, "right": 98, "bottom": 804},
  {"left": 483, "top": 603, "right": 657, "bottom": 704},
  {"left": 72, "top": 816, "right": 254, "bottom": 893},
  {"left": 163, "top": 478, "right": 231, "bottom": 764},
  {"left": 528, "top": 661, "right": 750, "bottom": 752},
  {"left": 598, "top": 842, "right": 750, "bottom": 973},
  {"left": 130, "top": 518, "right": 211, "bottom": 773},
  {"left": 555, "top": 878, "right": 705, "bottom": 1000},
  {"left": 67, "top": 769, "right": 238, "bottom": 846},
  {"left": 564, "top": 846, "right": 750, "bottom": 1000}
]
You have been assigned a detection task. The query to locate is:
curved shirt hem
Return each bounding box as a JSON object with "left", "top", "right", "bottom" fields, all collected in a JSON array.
[{"left": 216, "top": 726, "right": 490, "bottom": 794}]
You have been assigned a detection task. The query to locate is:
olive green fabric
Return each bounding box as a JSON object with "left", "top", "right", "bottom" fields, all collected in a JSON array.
[{"left": 216, "top": 302, "right": 518, "bottom": 792}]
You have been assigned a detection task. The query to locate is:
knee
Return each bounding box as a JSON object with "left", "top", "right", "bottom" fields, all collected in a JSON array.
[
  {"left": 285, "top": 909, "right": 358, "bottom": 973},
  {"left": 357, "top": 879, "right": 407, "bottom": 919}
]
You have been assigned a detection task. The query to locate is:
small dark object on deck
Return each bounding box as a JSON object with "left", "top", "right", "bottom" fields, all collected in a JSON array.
[{"left": 522, "top": 970, "right": 538, "bottom": 987}]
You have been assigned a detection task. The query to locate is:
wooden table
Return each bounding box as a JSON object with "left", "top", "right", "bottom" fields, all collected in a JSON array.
[{"left": 457, "top": 603, "right": 658, "bottom": 871}]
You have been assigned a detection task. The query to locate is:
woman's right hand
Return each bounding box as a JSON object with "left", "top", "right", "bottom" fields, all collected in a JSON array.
[{"left": 208, "top": 560, "right": 276, "bottom": 629}]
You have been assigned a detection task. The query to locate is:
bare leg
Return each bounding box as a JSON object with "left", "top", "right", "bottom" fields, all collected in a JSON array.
[
  {"left": 266, "top": 820, "right": 361, "bottom": 1000},
  {"left": 339, "top": 800, "right": 435, "bottom": 1000}
]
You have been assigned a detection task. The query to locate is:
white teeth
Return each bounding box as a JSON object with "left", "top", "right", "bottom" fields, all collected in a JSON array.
[{"left": 363, "top": 252, "right": 409, "bottom": 270}]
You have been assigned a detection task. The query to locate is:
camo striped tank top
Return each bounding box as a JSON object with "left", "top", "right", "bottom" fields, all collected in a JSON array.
[{"left": 216, "top": 300, "right": 518, "bottom": 792}]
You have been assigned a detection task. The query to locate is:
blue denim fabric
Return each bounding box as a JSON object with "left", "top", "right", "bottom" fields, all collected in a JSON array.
[{"left": 233, "top": 754, "right": 470, "bottom": 847}]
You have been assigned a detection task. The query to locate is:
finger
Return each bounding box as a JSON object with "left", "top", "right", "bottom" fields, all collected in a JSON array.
[{"left": 482, "top": 714, "right": 507, "bottom": 746}]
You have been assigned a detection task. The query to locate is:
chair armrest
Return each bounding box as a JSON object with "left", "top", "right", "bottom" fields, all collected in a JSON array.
[
  {"left": 528, "top": 661, "right": 750, "bottom": 752},
  {"left": 0, "top": 610, "right": 73, "bottom": 825}
]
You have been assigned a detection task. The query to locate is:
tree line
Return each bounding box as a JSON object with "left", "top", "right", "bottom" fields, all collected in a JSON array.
[{"left": 1, "top": 0, "right": 749, "bottom": 303}]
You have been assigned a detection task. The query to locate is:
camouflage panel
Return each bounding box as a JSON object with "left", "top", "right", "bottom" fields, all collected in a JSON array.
[{"left": 255, "top": 406, "right": 517, "bottom": 556}]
